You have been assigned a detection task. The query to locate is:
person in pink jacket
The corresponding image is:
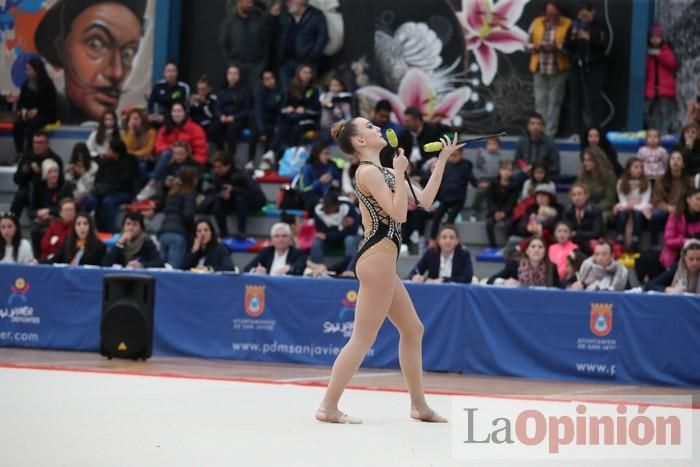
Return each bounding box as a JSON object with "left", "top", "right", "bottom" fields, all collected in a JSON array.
[
  {"left": 548, "top": 221, "right": 578, "bottom": 280},
  {"left": 138, "top": 102, "right": 208, "bottom": 200},
  {"left": 637, "top": 188, "right": 700, "bottom": 283},
  {"left": 644, "top": 25, "right": 678, "bottom": 134},
  {"left": 660, "top": 188, "right": 700, "bottom": 269}
]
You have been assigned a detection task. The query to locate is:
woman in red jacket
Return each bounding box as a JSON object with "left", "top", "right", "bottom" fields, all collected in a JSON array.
[
  {"left": 39, "top": 198, "right": 76, "bottom": 260},
  {"left": 645, "top": 25, "right": 678, "bottom": 134},
  {"left": 138, "top": 102, "right": 208, "bottom": 200}
]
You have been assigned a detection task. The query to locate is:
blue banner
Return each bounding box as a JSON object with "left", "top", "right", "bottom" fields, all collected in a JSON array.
[
  {"left": 613, "top": 292, "right": 700, "bottom": 387},
  {"left": 463, "top": 286, "right": 621, "bottom": 383},
  {"left": 1, "top": 265, "right": 698, "bottom": 387},
  {"left": 153, "top": 272, "right": 464, "bottom": 372},
  {"left": 0, "top": 265, "right": 102, "bottom": 351}
]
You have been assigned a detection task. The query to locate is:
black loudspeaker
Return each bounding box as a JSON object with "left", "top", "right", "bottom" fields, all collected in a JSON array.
[{"left": 100, "top": 274, "right": 155, "bottom": 360}]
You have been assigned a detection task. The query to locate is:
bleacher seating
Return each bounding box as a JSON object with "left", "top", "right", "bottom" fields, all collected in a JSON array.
[{"left": 0, "top": 127, "right": 672, "bottom": 280}]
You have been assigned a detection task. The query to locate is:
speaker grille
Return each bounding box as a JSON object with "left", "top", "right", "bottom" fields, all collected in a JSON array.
[{"left": 101, "top": 300, "right": 149, "bottom": 358}]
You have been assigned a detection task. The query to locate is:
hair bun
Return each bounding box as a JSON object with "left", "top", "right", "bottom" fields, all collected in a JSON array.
[{"left": 330, "top": 121, "right": 346, "bottom": 141}]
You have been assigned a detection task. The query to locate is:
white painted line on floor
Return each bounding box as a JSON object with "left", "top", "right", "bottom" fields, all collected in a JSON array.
[{"left": 277, "top": 371, "right": 402, "bottom": 383}]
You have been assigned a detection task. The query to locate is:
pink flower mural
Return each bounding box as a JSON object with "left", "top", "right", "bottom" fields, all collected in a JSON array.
[
  {"left": 357, "top": 68, "right": 471, "bottom": 125},
  {"left": 458, "top": 0, "right": 530, "bottom": 85}
]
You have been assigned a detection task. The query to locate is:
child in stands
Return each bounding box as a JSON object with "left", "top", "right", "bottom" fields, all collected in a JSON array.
[
  {"left": 614, "top": 157, "right": 652, "bottom": 251},
  {"left": 485, "top": 160, "right": 519, "bottom": 248},
  {"left": 636, "top": 128, "right": 669, "bottom": 181},
  {"left": 470, "top": 136, "right": 504, "bottom": 220},
  {"left": 319, "top": 75, "right": 353, "bottom": 143},
  {"left": 548, "top": 221, "right": 578, "bottom": 280}
]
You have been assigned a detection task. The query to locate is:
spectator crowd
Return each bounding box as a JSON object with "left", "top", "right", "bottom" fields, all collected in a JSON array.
[{"left": 2, "top": 0, "right": 700, "bottom": 297}]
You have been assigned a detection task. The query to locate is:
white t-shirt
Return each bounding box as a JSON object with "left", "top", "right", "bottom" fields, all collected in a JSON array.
[
  {"left": 0, "top": 240, "right": 34, "bottom": 264},
  {"left": 270, "top": 249, "right": 289, "bottom": 275},
  {"left": 439, "top": 252, "right": 454, "bottom": 279},
  {"left": 86, "top": 128, "right": 115, "bottom": 158}
]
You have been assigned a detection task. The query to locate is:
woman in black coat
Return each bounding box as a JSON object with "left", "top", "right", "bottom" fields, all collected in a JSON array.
[
  {"left": 183, "top": 219, "right": 235, "bottom": 272},
  {"left": 269, "top": 64, "right": 321, "bottom": 156},
  {"left": 408, "top": 225, "right": 473, "bottom": 284},
  {"left": 212, "top": 64, "right": 251, "bottom": 156},
  {"left": 13, "top": 58, "right": 58, "bottom": 155},
  {"left": 50, "top": 213, "right": 106, "bottom": 266}
]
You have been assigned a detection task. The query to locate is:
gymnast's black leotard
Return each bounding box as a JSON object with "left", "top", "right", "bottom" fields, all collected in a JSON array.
[{"left": 352, "top": 161, "right": 402, "bottom": 273}]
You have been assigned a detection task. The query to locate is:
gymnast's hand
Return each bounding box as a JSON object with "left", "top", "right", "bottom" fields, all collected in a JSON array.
[
  {"left": 392, "top": 148, "right": 409, "bottom": 174},
  {"left": 438, "top": 133, "right": 466, "bottom": 161}
]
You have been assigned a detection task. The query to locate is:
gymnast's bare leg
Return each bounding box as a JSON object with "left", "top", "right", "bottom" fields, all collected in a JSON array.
[
  {"left": 315, "top": 246, "right": 396, "bottom": 424},
  {"left": 315, "top": 252, "right": 445, "bottom": 423},
  {"left": 387, "top": 276, "right": 446, "bottom": 422}
]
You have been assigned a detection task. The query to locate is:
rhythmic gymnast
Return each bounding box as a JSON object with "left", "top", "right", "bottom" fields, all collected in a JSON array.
[{"left": 315, "top": 118, "right": 464, "bottom": 424}]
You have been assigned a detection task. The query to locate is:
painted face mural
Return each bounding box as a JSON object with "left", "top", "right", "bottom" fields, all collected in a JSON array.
[{"left": 0, "top": 0, "right": 155, "bottom": 123}]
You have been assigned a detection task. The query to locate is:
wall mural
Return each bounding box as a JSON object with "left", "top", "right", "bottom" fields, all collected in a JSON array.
[
  {"left": 0, "top": 0, "right": 156, "bottom": 124},
  {"left": 181, "top": 0, "right": 634, "bottom": 135},
  {"left": 654, "top": 0, "right": 700, "bottom": 129},
  {"left": 342, "top": 0, "right": 631, "bottom": 135},
  {"left": 355, "top": 0, "right": 533, "bottom": 133}
]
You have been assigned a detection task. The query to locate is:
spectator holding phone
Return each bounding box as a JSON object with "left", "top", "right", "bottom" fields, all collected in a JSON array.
[{"left": 210, "top": 151, "right": 266, "bottom": 238}]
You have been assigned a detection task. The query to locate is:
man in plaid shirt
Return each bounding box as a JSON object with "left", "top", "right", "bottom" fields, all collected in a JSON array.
[{"left": 528, "top": 3, "right": 572, "bottom": 136}]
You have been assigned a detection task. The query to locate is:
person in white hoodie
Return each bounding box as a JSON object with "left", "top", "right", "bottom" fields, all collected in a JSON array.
[
  {"left": 310, "top": 191, "right": 360, "bottom": 263},
  {"left": 65, "top": 143, "right": 98, "bottom": 210},
  {"left": 571, "top": 241, "right": 628, "bottom": 292},
  {"left": 0, "top": 213, "right": 34, "bottom": 264},
  {"left": 86, "top": 109, "right": 120, "bottom": 158},
  {"left": 614, "top": 157, "right": 652, "bottom": 251}
]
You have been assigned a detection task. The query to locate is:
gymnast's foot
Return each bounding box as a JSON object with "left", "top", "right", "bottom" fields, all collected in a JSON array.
[
  {"left": 411, "top": 405, "right": 447, "bottom": 423},
  {"left": 315, "top": 407, "right": 363, "bottom": 424}
]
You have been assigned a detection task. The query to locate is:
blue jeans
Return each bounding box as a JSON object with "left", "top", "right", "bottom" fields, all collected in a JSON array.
[
  {"left": 152, "top": 150, "right": 173, "bottom": 182},
  {"left": 138, "top": 159, "right": 155, "bottom": 186},
  {"left": 310, "top": 234, "right": 359, "bottom": 263},
  {"left": 84, "top": 192, "right": 132, "bottom": 233},
  {"left": 159, "top": 232, "right": 187, "bottom": 269},
  {"left": 615, "top": 210, "right": 643, "bottom": 238}
]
